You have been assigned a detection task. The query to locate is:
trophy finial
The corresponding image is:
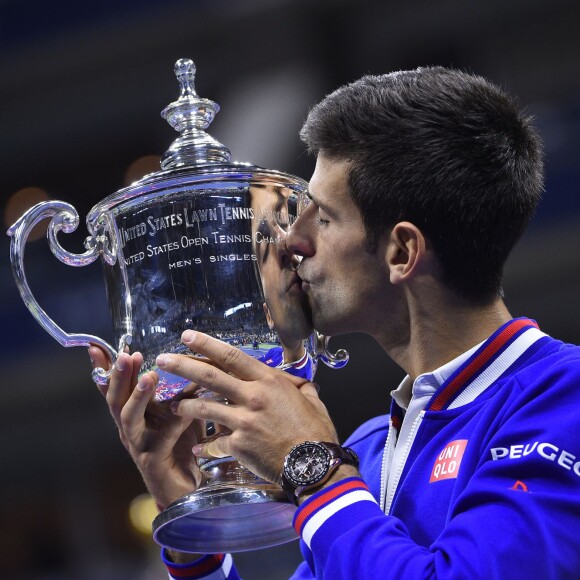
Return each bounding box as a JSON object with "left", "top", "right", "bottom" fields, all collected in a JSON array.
[
  {"left": 160, "top": 58, "right": 231, "bottom": 169},
  {"left": 175, "top": 58, "right": 197, "bottom": 99}
]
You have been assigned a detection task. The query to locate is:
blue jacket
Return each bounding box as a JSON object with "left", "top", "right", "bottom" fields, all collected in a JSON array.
[{"left": 291, "top": 318, "right": 580, "bottom": 579}]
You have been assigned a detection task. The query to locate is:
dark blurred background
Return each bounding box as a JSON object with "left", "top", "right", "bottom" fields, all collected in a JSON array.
[{"left": 1, "top": 0, "right": 580, "bottom": 578}]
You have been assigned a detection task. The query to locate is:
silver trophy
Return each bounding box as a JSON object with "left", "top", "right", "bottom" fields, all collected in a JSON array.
[{"left": 8, "top": 59, "right": 347, "bottom": 553}]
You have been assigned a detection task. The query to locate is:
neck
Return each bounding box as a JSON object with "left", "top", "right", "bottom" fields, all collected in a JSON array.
[
  {"left": 281, "top": 341, "right": 306, "bottom": 364},
  {"left": 379, "top": 293, "right": 512, "bottom": 382}
]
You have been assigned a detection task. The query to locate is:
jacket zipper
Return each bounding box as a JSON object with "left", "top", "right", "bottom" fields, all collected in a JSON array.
[{"left": 383, "top": 410, "right": 426, "bottom": 514}]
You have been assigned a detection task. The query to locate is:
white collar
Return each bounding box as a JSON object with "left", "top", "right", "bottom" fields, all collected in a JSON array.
[{"left": 390, "top": 340, "right": 484, "bottom": 411}]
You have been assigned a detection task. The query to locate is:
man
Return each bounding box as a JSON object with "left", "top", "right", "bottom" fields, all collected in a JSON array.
[{"left": 91, "top": 67, "right": 580, "bottom": 578}]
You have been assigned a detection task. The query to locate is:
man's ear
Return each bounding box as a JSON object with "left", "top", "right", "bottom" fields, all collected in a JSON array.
[
  {"left": 263, "top": 302, "right": 275, "bottom": 331},
  {"left": 386, "top": 222, "right": 427, "bottom": 285}
]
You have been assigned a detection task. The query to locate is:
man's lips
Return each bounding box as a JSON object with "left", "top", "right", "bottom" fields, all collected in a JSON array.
[
  {"left": 297, "top": 277, "right": 312, "bottom": 293},
  {"left": 295, "top": 268, "right": 313, "bottom": 287},
  {"left": 287, "top": 272, "right": 304, "bottom": 293}
]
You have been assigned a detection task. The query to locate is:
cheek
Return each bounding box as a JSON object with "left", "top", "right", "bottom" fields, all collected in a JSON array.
[
  {"left": 325, "top": 269, "right": 367, "bottom": 310},
  {"left": 338, "top": 255, "right": 383, "bottom": 299}
]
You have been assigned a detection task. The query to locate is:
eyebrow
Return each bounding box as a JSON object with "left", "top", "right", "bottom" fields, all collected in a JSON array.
[
  {"left": 306, "top": 190, "right": 323, "bottom": 208},
  {"left": 307, "top": 190, "right": 334, "bottom": 216}
]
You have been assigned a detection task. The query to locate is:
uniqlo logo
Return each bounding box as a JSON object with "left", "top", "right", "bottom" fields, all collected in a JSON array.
[{"left": 429, "top": 439, "right": 468, "bottom": 483}]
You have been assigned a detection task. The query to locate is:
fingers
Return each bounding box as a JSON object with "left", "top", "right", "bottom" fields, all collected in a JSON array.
[
  {"left": 170, "top": 396, "right": 236, "bottom": 429},
  {"left": 106, "top": 352, "right": 143, "bottom": 424},
  {"left": 192, "top": 435, "right": 231, "bottom": 460},
  {"left": 180, "top": 330, "right": 267, "bottom": 382},
  {"left": 130, "top": 351, "right": 144, "bottom": 389},
  {"left": 156, "top": 352, "right": 248, "bottom": 402},
  {"left": 88, "top": 345, "right": 107, "bottom": 369},
  {"left": 88, "top": 346, "right": 143, "bottom": 392},
  {"left": 89, "top": 346, "right": 109, "bottom": 395},
  {"left": 106, "top": 352, "right": 132, "bottom": 416},
  {"left": 171, "top": 397, "right": 237, "bottom": 460},
  {"left": 161, "top": 330, "right": 307, "bottom": 391},
  {"left": 119, "top": 372, "right": 156, "bottom": 440}
]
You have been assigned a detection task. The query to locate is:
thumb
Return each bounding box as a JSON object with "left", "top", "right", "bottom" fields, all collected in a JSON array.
[{"left": 193, "top": 435, "right": 230, "bottom": 460}]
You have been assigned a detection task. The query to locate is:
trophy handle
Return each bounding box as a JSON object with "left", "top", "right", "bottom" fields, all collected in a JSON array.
[
  {"left": 309, "top": 332, "right": 349, "bottom": 369},
  {"left": 7, "top": 200, "right": 130, "bottom": 384}
]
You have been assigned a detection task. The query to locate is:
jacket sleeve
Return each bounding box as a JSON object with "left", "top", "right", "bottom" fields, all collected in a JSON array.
[
  {"left": 290, "top": 363, "right": 580, "bottom": 579},
  {"left": 161, "top": 550, "right": 240, "bottom": 579}
]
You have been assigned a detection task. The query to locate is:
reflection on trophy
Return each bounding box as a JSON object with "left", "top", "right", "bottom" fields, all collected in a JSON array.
[
  {"left": 7, "top": 58, "right": 347, "bottom": 553},
  {"left": 252, "top": 185, "right": 315, "bottom": 379}
]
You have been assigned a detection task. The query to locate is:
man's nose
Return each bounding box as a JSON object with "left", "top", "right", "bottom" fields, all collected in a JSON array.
[
  {"left": 286, "top": 207, "right": 315, "bottom": 260},
  {"left": 276, "top": 228, "right": 301, "bottom": 270}
]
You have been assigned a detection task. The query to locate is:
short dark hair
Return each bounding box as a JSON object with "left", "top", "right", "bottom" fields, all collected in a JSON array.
[{"left": 300, "top": 67, "right": 544, "bottom": 303}]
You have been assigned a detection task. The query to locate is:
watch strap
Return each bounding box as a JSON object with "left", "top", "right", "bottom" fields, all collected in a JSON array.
[{"left": 281, "top": 441, "right": 359, "bottom": 505}]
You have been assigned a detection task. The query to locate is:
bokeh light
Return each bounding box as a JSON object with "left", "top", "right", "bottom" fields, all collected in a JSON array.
[
  {"left": 124, "top": 155, "right": 162, "bottom": 186},
  {"left": 128, "top": 493, "right": 159, "bottom": 536}
]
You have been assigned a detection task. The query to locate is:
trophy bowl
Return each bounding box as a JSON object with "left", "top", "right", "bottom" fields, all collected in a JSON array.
[{"left": 7, "top": 58, "right": 348, "bottom": 553}]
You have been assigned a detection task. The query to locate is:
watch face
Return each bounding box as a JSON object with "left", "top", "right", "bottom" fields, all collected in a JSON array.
[{"left": 285, "top": 442, "right": 331, "bottom": 486}]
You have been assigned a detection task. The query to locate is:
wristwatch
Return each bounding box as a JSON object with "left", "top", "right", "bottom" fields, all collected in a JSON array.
[{"left": 281, "top": 441, "right": 359, "bottom": 505}]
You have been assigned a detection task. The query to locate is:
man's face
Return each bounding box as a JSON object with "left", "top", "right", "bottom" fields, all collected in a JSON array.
[{"left": 287, "top": 155, "right": 392, "bottom": 338}]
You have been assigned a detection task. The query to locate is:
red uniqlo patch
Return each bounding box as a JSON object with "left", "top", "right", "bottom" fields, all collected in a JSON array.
[{"left": 429, "top": 439, "right": 468, "bottom": 483}]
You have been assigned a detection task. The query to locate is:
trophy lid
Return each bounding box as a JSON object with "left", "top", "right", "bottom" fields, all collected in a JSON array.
[
  {"left": 160, "top": 58, "right": 232, "bottom": 169},
  {"left": 86, "top": 58, "right": 308, "bottom": 228}
]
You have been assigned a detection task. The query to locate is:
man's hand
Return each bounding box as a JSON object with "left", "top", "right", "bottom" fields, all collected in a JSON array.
[
  {"left": 159, "top": 330, "right": 339, "bottom": 485},
  {"left": 89, "top": 346, "right": 203, "bottom": 510}
]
